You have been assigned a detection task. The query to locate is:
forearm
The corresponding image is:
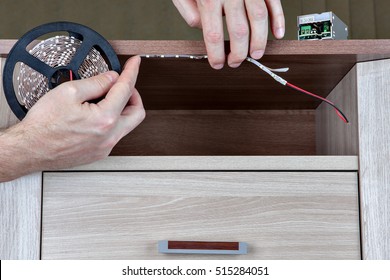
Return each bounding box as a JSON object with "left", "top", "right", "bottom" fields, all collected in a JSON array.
[
  {"left": 0, "top": 57, "right": 144, "bottom": 182},
  {"left": 0, "top": 124, "right": 37, "bottom": 182}
]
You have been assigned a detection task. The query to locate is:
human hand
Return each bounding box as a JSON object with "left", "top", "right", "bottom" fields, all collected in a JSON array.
[
  {"left": 0, "top": 56, "right": 145, "bottom": 181},
  {"left": 173, "top": 0, "right": 285, "bottom": 69}
]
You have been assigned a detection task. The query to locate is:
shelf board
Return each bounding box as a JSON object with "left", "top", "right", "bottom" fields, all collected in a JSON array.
[{"left": 60, "top": 156, "right": 359, "bottom": 171}]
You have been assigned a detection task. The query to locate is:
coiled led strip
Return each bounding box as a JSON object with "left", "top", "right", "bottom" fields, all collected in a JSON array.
[{"left": 17, "top": 35, "right": 109, "bottom": 109}]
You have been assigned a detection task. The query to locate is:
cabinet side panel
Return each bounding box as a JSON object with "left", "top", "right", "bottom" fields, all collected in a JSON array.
[
  {"left": 357, "top": 59, "right": 390, "bottom": 259},
  {"left": 316, "top": 66, "right": 359, "bottom": 155},
  {"left": 0, "top": 174, "right": 42, "bottom": 260},
  {"left": 0, "top": 57, "right": 18, "bottom": 128},
  {"left": 0, "top": 58, "right": 42, "bottom": 260}
]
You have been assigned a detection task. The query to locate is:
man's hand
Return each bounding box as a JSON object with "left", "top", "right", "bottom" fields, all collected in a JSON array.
[
  {"left": 0, "top": 56, "right": 145, "bottom": 182},
  {"left": 173, "top": 0, "right": 285, "bottom": 69}
]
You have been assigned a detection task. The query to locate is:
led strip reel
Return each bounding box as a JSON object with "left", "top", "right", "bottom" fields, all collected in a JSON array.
[
  {"left": 3, "top": 22, "right": 348, "bottom": 123},
  {"left": 3, "top": 22, "right": 121, "bottom": 120},
  {"left": 18, "top": 35, "right": 109, "bottom": 110}
]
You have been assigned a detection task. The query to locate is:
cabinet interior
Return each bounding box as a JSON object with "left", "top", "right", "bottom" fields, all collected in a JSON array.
[{"left": 111, "top": 54, "right": 357, "bottom": 156}]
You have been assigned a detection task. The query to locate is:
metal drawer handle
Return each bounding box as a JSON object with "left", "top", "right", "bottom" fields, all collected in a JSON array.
[{"left": 158, "top": 240, "right": 248, "bottom": 255}]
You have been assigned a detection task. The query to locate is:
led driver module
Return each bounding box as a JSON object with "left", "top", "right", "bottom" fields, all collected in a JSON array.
[
  {"left": 3, "top": 22, "right": 348, "bottom": 123},
  {"left": 298, "top": 11, "right": 348, "bottom": 41}
]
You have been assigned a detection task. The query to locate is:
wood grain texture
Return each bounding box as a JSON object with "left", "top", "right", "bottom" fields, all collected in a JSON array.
[
  {"left": 42, "top": 172, "right": 360, "bottom": 260},
  {"left": 357, "top": 59, "right": 390, "bottom": 259},
  {"left": 111, "top": 110, "right": 315, "bottom": 156},
  {"left": 66, "top": 156, "right": 359, "bottom": 171},
  {"left": 316, "top": 65, "right": 359, "bottom": 155},
  {"left": 0, "top": 58, "right": 18, "bottom": 128},
  {"left": 0, "top": 58, "right": 42, "bottom": 260},
  {"left": 0, "top": 174, "right": 42, "bottom": 260}
]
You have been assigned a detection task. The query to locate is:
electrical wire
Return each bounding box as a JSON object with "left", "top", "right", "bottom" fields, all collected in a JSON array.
[
  {"left": 246, "top": 57, "right": 349, "bottom": 123},
  {"left": 286, "top": 82, "right": 349, "bottom": 123}
]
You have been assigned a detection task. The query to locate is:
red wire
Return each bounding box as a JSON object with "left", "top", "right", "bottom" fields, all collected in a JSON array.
[
  {"left": 69, "top": 70, "right": 73, "bottom": 81},
  {"left": 286, "top": 82, "right": 348, "bottom": 123}
]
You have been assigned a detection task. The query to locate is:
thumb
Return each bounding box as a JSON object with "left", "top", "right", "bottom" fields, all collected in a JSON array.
[{"left": 63, "top": 71, "right": 119, "bottom": 102}]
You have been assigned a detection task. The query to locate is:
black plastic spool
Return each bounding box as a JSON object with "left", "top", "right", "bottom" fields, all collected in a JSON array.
[{"left": 3, "top": 22, "right": 121, "bottom": 120}]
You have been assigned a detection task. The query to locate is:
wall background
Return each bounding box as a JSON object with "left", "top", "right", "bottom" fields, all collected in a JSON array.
[{"left": 0, "top": 0, "right": 389, "bottom": 40}]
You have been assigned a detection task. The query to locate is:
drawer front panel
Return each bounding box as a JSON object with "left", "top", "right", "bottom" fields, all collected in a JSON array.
[{"left": 42, "top": 172, "right": 360, "bottom": 259}]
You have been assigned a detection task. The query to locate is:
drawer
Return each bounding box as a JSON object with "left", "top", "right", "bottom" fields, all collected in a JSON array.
[{"left": 41, "top": 172, "right": 360, "bottom": 259}]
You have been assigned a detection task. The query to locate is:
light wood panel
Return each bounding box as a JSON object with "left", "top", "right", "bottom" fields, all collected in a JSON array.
[
  {"left": 42, "top": 172, "right": 360, "bottom": 260},
  {"left": 357, "top": 59, "right": 390, "bottom": 259},
  {"left": 0, "top": 173, "right": 42, "bottom": 260},
  {"left": 0, "top": 58, "right": 18, "bottom": 127},
  {"left": 316, "top": 65, "right": 359, "bottom": 155},
  {"left": 66, "top": 156, "right": 359, "bottom": 171},
  {"left": 111, "top": 110, "right": 315, "bottom": 156},
  {"left": 0, "top": 58, "right": 42, "bottom": 260}
]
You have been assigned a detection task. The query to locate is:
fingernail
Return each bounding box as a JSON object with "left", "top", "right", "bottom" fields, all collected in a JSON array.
[
  {"left": 135, "top": 55, "right": 141, "bottom": 65},
  {"left": 276, "top": 27, "right": 285, "bottom": 38},
  {"left": 229, "top": 63, "right": 241, "bottom": 68},
  {"left": 251, "top": 50, "right": 264, "bottom": 60},
  {"left": 213, "top": 64, "right": 224, "bottom": 70}
]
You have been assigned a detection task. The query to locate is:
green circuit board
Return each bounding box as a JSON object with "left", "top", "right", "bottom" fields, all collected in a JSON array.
[{"left": 298, "top": 21, "right": 332, "bottom": 40}]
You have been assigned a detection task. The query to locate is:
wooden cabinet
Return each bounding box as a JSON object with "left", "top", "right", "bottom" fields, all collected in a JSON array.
[
  {"left": 42, "top": 170, "right": 360, "bottom": 259},
  {"left": 2, "top": 40, "right": 390, "bottom": 259}
]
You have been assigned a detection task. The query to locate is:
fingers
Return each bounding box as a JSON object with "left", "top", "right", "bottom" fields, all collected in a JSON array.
[
  {"left": 63, "top": 71, "right": 119, "bottom": 102},
  {"left": 224, "top": 0, "right": 249, "bottom": 67},
  {"left": 245, "top": 0, "right": 269, "bottom": 60},
  {"left": 98, "top": 56, "right": 141, "bottom": 114},
  {"left": 265, "top": 0, "right": 285, "bottom": 39},
  {"left": 197, "top": 0, "right": 225, "bottom": 69},
  {"left": 117, "top": 89, "right": 146, "bottom": 138},
  {"left": 173, "top": 0, "right": 201, "bottom": 28}
]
